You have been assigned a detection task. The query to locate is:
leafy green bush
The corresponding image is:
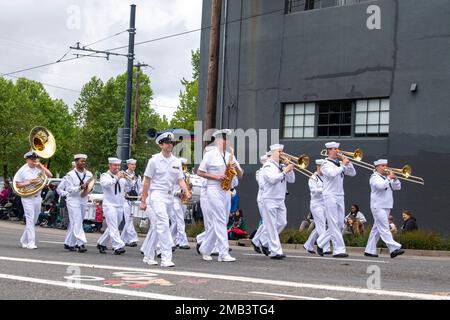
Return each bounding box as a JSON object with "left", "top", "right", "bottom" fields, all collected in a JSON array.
[
  {"left": 277, "top": 227, "right": 450, "bottom": 251},
  {"left": 185, "top": 223, "right": 205, "bottom": 238}
]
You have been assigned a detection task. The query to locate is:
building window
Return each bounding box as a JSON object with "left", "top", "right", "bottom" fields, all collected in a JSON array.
[
  {"left": 285, "top": 0, "right": 371, "bottom": 14},
  {"left": 282, "top": 98, "right": 390, "bottom": 139},
  {"left": 283, "top": 103, "right": 316, "bottom": 138},
  {"left": 317, "top": 100, "right": 352, "bottom": 137},
  {"left": 355, "top": 98, "right": 390, "bottom": 136}
]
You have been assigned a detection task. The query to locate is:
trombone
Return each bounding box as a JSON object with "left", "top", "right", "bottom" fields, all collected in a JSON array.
[
  {"left": 385, "top": 165, "right": 424, "bottom": 185},
  {"left": 280, "top": 153, "right": 314, "bottom": 178},
  {"left": 320, "top": 148, "right": 375, "bottom": 171}
]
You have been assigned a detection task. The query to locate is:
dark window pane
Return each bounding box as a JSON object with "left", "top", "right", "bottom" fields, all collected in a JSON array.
[
  {"left": 318, "top": 114, "right": 329, "bottom": 124},
  {"left": 319, "top": 104, "right": 329, "bottom": 113},
  {"left": 329, "top": 126, "right": 339, "bottom": 136},
  {"left": 330, "top": 103, "right": 340, "bottom": 113},
  {"left": 318, "top": 126, "right": 328, "bottom": 137},
  {"left": 342, "top": 112, "right": 352, "bottom": 124},
  {"left": 329, "top": 113, "right": 340, "bottom": 124},
  {"left": 340, "top": 125, "right": 351, "bottom": 136}
]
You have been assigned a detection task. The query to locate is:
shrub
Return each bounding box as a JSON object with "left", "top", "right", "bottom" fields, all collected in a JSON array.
[{"left": 185, "top": 222, "right": 205, "bottom": 238}]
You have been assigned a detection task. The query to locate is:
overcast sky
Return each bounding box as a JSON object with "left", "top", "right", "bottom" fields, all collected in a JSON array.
[{"left": 0, "top": 0, "right": 203, "bottom": 119}]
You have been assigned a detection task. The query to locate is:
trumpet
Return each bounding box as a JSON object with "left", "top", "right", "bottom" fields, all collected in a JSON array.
[
  {"left": 320, "top": 148, "right": 375, "bottom": 171},
  {"left": 119, "top": 170, "right": 136, "bottom": 182},
  {"left": 384, "top": 165, "right": 424, "bottom": 185},
  {"left": 280, "top": 152, "right": 314, "bottom": 178}
]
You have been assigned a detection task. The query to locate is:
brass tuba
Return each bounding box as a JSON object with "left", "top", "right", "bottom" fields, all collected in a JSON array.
[{"left": 13, "top": 127, "right": 56, "bottom": 197}]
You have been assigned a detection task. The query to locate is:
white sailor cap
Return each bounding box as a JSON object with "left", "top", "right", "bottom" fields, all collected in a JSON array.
[
  {"left": 212, "top": 129, "right": 232, "bottom": 138},
  {"left": 126, "top": 158, "right": 137, "bottom": 164},
  {"left": 315, "top": 159, "right": 325, "bottom": 165},
  {"left": 270, "top": 144, "right": 284, "bottom": 151},
  {"left": 74, "top": 154, "right": 87, "bottom": 160},
  {"left": 325, "top": 141, "right": 340, "bottom": 149},
  {"left": 108, "top": 157, "right": 121, "bottom": 164},
  {"left": 24, "top": 151, "right": 38, "bottom": 159},
  {"left": 260, "top": 155, "right": 268, "bottom": 163},
  {"left": 180, "top": 157, "right": 188, "bottom": 164},
  {"left": 374, "top": 159, "right": 388, "bottom": 166},
  {"left": 155, "top": 132, "right": 175, "bottom": 144}
]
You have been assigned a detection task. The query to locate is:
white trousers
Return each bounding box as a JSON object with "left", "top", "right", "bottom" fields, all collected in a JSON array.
[
  {"left": 365, "top": 207, "right": 401, "bottom": 254},
  {"left": 199, "top": 186, "right": 231, "bottom": 258},
  {"left": 317, "top": 195, "right": 346, "bottom": 255},
  {"left": 252, "top": 200, "right": 268, "bottom": 247},
  {"left": 97, "top": 205, "right": 125, "bottom": 250},
  {"left": 143, "top": 191, "right": 175, "bottom": 262},
  {"left": 121, "top": 201, "right": 139, "bottom": 244},
  {"left": 259, "top": 198, "right": 287, "bottom": 256},
  {"left": 170, "top": 199, "right": 189, "bottom": 246},
  {"left": 304, "top": 202, "right": 330, "bottom": 252},
  {"left": 65, "top": 198, "right": 87, "bottom": 246},
  {"left": 140, "top": 205, "right": 155, "bottom": 254},
  {"left": 20, "top": 196, "right": 41, "bottom": 246}
]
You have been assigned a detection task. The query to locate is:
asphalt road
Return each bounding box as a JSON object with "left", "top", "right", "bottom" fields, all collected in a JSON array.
[{"left": 0, "top": 220, "right": 449, "bottom": 300}]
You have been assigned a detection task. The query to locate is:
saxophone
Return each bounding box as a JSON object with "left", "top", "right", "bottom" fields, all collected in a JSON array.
[{"left": 221, "top": 147, "right": 237, "bottom": 191}]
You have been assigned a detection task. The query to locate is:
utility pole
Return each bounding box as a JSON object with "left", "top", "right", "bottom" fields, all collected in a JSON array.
[
  {"left": 204, "top": 0, "right": 222, "bottom": 139},
  {"left": 119, "top": 4, "right": 137, "bottom": 167},
  {"left": 132, "top": 62, "right": 149, "bottom": 145}
]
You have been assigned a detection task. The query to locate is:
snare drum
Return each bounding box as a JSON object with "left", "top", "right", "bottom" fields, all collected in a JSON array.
[
  {"left": 84, "top": 202, "right": 96, "bottom": 220},
  {"left": 188, "top": 174, "right": 202, "bottom": 204},
  {"left": 131, "top": 200, "right": 147, "bottom": 219}
]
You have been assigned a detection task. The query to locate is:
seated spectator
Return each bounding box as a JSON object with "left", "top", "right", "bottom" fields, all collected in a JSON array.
[
  {"left": 94, "top": 201, "right": 104, "bottom": 232},
  {"left": 228, "top": 209, "right": 247, "bottom": 240},
  {"left": 389, "top": 215, "right": 398, "bottom": 235},
  {"left": 299, "top": 212, "right": 315, "bottom": 232},
  {"left": 345, "top": 204, "right": 367, "bottom": 226},
  {"left": 42, "top": 184, "right": 56, "bottom": 210},
  {"left": 230, "top": 188, "right": 239, "bottom": 214},
  {"left": 0, "top": 181, "right": 12, "bottom": 206},
  {"left": 401, "top": 210, "right": 418, "bottom": 232},
  {"left": 343, "top": 215, "right": 364, "bottom": 236}
]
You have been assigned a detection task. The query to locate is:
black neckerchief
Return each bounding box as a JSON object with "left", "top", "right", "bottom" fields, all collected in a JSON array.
[
  {"left": 74, "top": 169, "right": 86, "bottom": 186},
  {"left": 268, "top": 159, "right": 285, "bottom": 183},
  {"left": 327, "top": 158, "right": 344, "bottom": 178},
  {"left": 314, "top": 172, "right": 323, "bottom": 183},
  {"left": 109, "top": 172, "right": 121, "bottom": 195},
  {"left": 377, "top": 172, "right": 393, "bottom": 191}
]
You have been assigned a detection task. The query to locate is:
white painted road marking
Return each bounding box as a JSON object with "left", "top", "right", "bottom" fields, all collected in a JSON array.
[
  {"left": 0, "top": 256, "right": 448, "bottom": 300},
  {"left": 249, "top": 291, "right": 337, "bottom": 300},
  {"left": 0, "top": 273, "right": 197, "bottom": 300},
  {"left": 243, "top": 253, "right": 389, "bottom": 264}
]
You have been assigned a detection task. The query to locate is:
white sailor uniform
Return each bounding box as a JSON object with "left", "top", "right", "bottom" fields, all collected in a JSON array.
[
  {"left": 365, "top": 172, "right": 402, "bottom": 255},
  {"left": 121, "top": 171, "right": 141, "bottom": 245}
]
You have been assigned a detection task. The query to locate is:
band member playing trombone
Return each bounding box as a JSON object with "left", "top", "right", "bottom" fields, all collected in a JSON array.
[
  {"left": 197, "top": 129, "right": 243, "bottom": 262},
  {"left": 303, "top": 159, "right": 330, "bottom": 255},
  {"left": 97, "top": 157, "right": 127, "bottom": 255},
  {"left": 58, "top": 154, "right": 93, "bottom": 253},
  {"left": 364, "top": 159, "right": 405, "bottom": 258},
  {"left": 316, "top": 142, "right": 356, "bottom": 258},
  {"left": 170, "top": 157, "right": 190, "bottom": 250},
  {"left": 15, "top": 151, "right": 53, "bottom": 249},
  {"left": 140, "top": 132, "right": 191, "bottom": 267},
  {"left": 252, "top": 153, "right": 269, "bottom": 255},
  {"left": 259, "top": 144, "right": 295, "bottom": 259},
  {"left": 121, "top": 158, "right": 141, "bottom": 247}
]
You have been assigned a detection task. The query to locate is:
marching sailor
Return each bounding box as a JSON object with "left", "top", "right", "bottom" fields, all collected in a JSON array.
[
  {"left": 364, "top": 159, "right": 405, "bottom": 258},
  {"left": 96, "top": 157, "right": 127, "bottom": 255},
  {"left": 121, "top": 158, "right": 141, "bottom": 247},
  {"left": 251, "top": 153, "right": 269, "bottom": 255},
  {"left": 58, "top": 154, "right": 93, "bottom": 253},
  {"left": 316, "top": 142, "right": 356, "bottom": 258}
]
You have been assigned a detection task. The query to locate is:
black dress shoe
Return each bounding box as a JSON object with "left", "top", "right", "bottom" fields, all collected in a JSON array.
[
  {"left": 128, "top": 242, "right": 138, "bottom": 247},
  {"left": 390, "top": 249, "right": 405, "bottom": 258},
  {"left": 364, "top": 252, "right": 379, "bottom": 258},
  {"left": 211, "top": 252, "right": 219, "bottom": 256},
  {"left": 229, "top": 248, "right": 232, "bottom": 252},
  {"left": 252, "top": 242, "right": 262, "bottom": 254},
  {"left": 303, "top": 245, "right": 315, "bottom": 255},
  {"left": 196, "top": 243, "right": 201, "bottom": 255},
  {"left": 140, "top": 251, "right": 144, "bottom": 255},
  {"left": 78, "top": 245, "right": 87, "bottom": 253},
  {"left": 64, "top": 244, "right": 76, "bottom": 251},
  {"left": 178, "top": 245, "right": 190, "bottom": 250},
  {"left": 97, "top": 244, "right": 106, "bottom": 254},
  {"left": 261, "top": 246, "right": 270, "bottom": 256},
  {"left": 172, "top": 246, "right": 176, "bottom": 252},
  {"left": 270, "top": 254, "right": 286, "bottom": 260},
  {"left": 317, "top": 246, "right": 324, "bottom": 256},
  {"left": 114, "top": 247, "right": 126, "bottom": 255},
  {"left": 333, "top": 253, "right": 349, "bottom": 258},
  {"left": 157, "top": 253, "right": 162, "bottom": 258}
]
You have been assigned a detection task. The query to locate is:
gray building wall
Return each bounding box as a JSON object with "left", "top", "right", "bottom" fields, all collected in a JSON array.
[{"left": 198, "top": 0, "right": 450, "bottom": 234}]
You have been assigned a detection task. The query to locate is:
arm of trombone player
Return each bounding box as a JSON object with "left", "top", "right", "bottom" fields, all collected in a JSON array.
[
  {"left": 389, "top": 176, "right": 401, "bottom": 191},
  {"left": 321, "top": 161, "right": 344, "bottom": 178},
  {"left": 343, "top": 161, "right": 356, "bottom": 177}
]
